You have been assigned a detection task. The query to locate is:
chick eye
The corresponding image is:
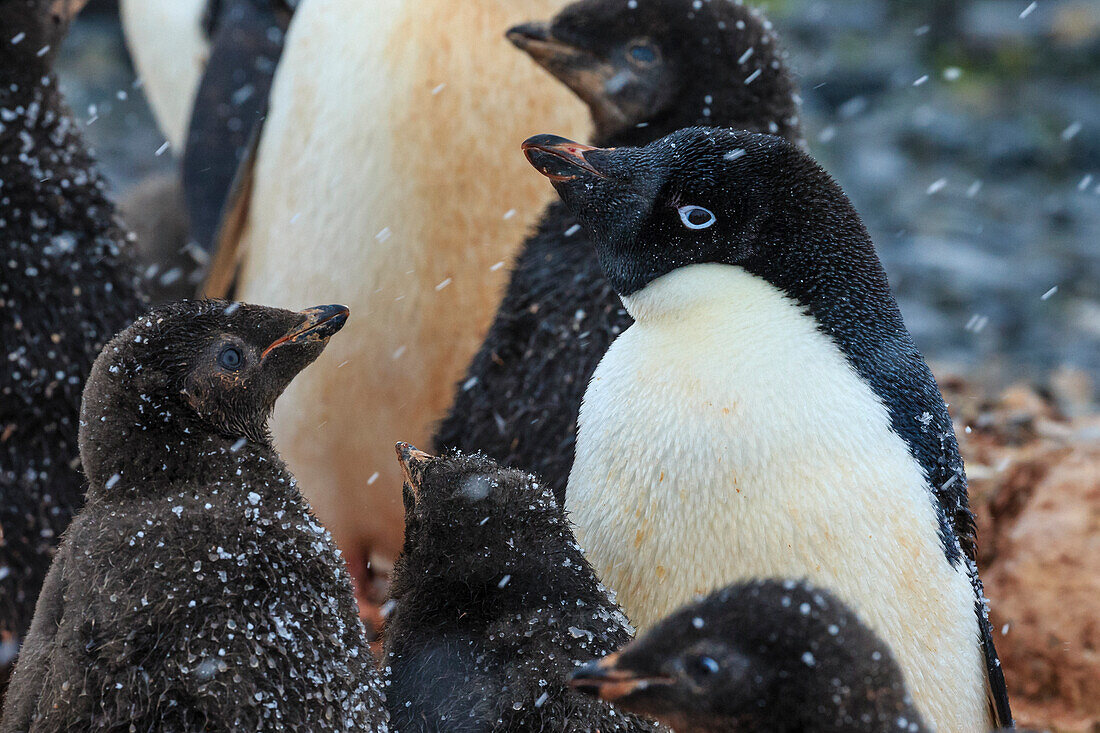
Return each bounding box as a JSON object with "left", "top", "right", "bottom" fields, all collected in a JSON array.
[
  {"left": 678, "top": 205, "right": 717, "bottom": 230},
  {"left": 687, "top": 655, "right": 721, "bottom": 678},
  {"left": 218, "top": 346, "right": 243, "bottom": 371},
  {"left": 627, "top": 40, "right": 658, "bottom": 66}
]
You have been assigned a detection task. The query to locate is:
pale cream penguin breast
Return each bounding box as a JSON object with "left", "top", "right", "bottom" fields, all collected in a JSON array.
[
  {"left": 567, "top": 264, "right": 991, "bottom": 732},
  {"left": 119, "top": 0, "right": 209, "bottom": 151},
  {"left": 235, "top": 0, "right": 589, "bottom": 560}
]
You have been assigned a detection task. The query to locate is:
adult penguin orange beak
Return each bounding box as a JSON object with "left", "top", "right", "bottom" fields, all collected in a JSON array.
[{"left": 521, "top": 134, "right": 608, "bottom": 182}]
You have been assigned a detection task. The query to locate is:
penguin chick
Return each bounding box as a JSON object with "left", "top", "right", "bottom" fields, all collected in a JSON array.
[
  {"left": 435, "top": 0, "right": 800, "bottom": 504},
  {"left": 0, "top": 301, "right": 390, "bottom": 732},
  {"left": 383, "top": 446, "right": 663, "bottom": 733},
  {"left": 571, "top": 579, "right": 928, "bottom": 733},
  {"left": 0, "top": 0, "right": 145, "bottom": 693},
  {"left": 522, "top": 128, "right": 1010, "bottom": 731}
]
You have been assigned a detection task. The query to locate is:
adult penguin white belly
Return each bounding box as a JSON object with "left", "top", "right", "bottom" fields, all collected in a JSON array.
[
  {"left": 119, "top": 0, "right": 208, "bottom": 151},
  {"left": 233, "top": 0, "right": 589, "bottom": 563}
]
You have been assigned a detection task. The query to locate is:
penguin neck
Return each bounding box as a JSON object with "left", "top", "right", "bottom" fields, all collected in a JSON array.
[
  {"left": 79, "top": 370, "right": 281, "bottom": 501},
  {"left": 592, "top": 89, "right": 801, "bottom": 149},
  {"left": 83, "top": 414, "right": 282, "bottom": 503},
  {"left": 393, "top": 513, "right": 628, "bottom": 647},
  {"left": 619, "top": 263, "right": 748, "bottom": 325}
]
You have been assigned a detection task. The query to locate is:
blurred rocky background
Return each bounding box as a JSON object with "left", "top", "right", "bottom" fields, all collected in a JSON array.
[{"left": 57, "top": 1, "right": 1099, "bottom": 730}]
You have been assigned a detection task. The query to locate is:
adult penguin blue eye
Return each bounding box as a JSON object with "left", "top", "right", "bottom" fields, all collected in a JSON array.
[{"left": 523, "top": 127, "right": 1012, "bottom": 732}]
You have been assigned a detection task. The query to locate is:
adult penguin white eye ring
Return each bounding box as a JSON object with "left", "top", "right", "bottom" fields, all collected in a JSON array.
[{"left": 523, "top": 129, "right": 1012, "bottom": 732}]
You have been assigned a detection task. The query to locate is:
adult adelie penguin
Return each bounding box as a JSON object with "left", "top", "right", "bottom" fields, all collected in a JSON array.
[
  {"left": 0, "top": 0, "right": 145, "bottom": 693},
  {"left": 1, "top": 301, "right": 389, "bottom": 731},
  {"left": 435, "top": 0, "right": 801, "bottom": 502},
  {"left": 522, "top": 128, "right": 1012, "bottom": 730},
  {"left": 211, "top": 0, "right": 590, "bottom": 569}
]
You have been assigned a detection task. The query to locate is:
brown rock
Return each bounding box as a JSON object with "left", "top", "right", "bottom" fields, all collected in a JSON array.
[{"left": 944, "top": 374, "right": 1100, "bottom": 732}]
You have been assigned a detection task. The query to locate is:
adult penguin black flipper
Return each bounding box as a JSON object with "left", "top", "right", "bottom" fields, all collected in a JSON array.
[
  {"left": 978, "top": 566, "right": 1014, "bottom": 728},
  {"left": 183, "top": 0, "right": 293, "bottom": 286}
]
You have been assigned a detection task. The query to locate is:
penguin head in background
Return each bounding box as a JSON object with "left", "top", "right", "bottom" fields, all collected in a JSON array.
[
  {"left": 0, "top": 0, "right": 89, "bottom": 65},
  {"left": 507, "top": 0, "right": 800, "bottom": 145},
  {"left": 523, "top": 126, "right": 828, "bottom": 299},
  {"left": 570, "top": 579, "right": 926, "bottom": 733},
  {"left": 392, "top": 445, "right": 569, "bottom": 592},
  {"left": 79, "top": 300, "right": 348, "bottom": 485}
]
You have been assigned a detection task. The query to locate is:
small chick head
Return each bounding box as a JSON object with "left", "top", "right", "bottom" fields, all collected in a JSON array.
[{"left": 78, "top": 300, "right": 347, "bottom": 486}]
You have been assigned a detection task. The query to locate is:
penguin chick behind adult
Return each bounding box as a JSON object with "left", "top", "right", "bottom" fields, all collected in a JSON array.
[
  {"left": 383, "top": 446, "right": 663, "bottom": 733},
  {"left": 523, "top": 128, "right": 1011, "bottom": 731},
  {"left": 1, "top": 301, "right": 389, "bottom": 732},
  {"left": 571, "top": 579, "right": 928, "bottom": 733},
  {"left": 435, "top": 0, "right": 801, "bottom": 503},
  {"left": 0, "top": 0, "right": 145, "bottom": 694}
]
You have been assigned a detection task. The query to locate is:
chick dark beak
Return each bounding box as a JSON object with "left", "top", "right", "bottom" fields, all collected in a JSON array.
[
  {"left": 508, "top": 20, "right": 638, "bottom": 135},
  {"left": 395, "top": 442, "right": 433, "bottom": 497},
  {"left": 507, "top": 20, "right": 610, "bottom": 92},
  {"left": 261, "top": 304, "right": 349, "bottom": 358},
  {"left": 570, "top": 653, "right": 670, "bottom": 701},
  {"left": 507, "top": 21, "right": 593, "bottom": 69},
  {"left": 522, "top": 134, "right": 608, "bottom": 182}
]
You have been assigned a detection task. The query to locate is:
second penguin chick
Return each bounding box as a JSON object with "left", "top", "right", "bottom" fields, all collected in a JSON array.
[
  {"left": 383, "top": 446, "right": 662, "bottom": 733},
  {"left": 1, "top": 301, "right": 389, "bottom": 732},
  {"left": 571, "top": 579, "right": 927, "bottom": 733}
]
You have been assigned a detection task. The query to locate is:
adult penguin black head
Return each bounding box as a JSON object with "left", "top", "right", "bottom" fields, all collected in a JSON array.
[
  {"left": 508, "top": 0, "right": 799, "bottom": 146},
  {"left": 78, "top": 300, "right": 347, "bottom": 490},
  {"left": 0, "top": 0, "right": 87, "bottom": 68},
  {"left": 570, "top": 580, "right": 928, "bottom": 733},
  {"left": 522, "top": 127, "right": 821, "bottom": 300}
]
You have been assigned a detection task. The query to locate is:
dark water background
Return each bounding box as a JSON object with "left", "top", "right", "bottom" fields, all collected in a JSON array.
[{"left": 59, "top": 0, "right": 1100, "bottom": 389}]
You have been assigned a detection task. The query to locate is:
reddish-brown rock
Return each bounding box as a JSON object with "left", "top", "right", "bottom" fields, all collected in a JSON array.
[{"left": 943, "top": 373, "right": 1100, "bottom": 732}]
